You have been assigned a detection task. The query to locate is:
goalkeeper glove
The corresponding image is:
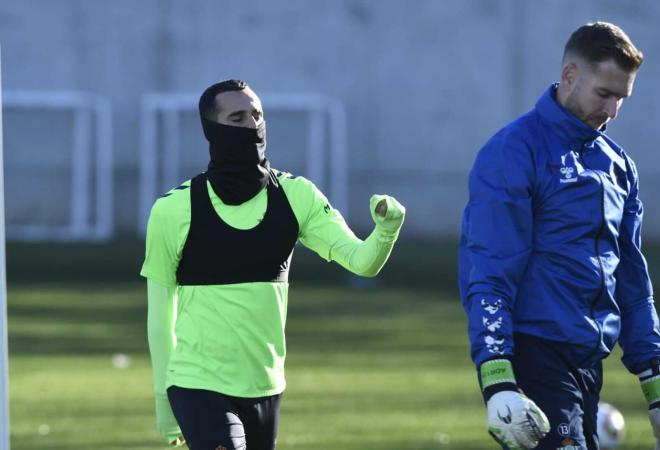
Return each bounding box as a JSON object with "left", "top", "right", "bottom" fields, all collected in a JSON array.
[{"left": 480, "top": 358, "right": 550, "bottom": 449}]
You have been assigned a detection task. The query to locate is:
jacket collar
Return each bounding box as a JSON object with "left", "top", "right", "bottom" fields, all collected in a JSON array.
[{"left": 535, "top": 83, "right": 604, "bottom": 151}]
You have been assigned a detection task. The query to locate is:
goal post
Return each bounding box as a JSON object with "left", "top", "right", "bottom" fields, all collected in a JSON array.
[
  {"left": 2, "top": 91, "right": 113, "bottom": 241},
  {"left": 0, "top": 43, "right": 11, "bottom": 450},
  {"left": 138, "top": 92, "right": 348, "bottom": 234}
]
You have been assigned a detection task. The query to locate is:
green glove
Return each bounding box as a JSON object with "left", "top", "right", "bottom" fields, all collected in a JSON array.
[
  {"left": 370, "top": 194, "right": 406, "bottom": 237},
  {"left": 155, "top": 393, "right": 185, "bottom": 447},
  {"left": 638, "top": 361, "right": 660, "bottom": 446},
  {"left": 639, "top": 361, "right": 660, "bottom": 408}
]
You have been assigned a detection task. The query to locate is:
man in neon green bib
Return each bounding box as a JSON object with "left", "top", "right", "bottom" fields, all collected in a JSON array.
[{"left": 141, "top": 79, "right": 405, "bottom": 449}]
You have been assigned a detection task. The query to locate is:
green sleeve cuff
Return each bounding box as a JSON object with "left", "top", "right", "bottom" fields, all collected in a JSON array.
[
  {"left": 480, "top": 359, "right": 517, "bottom": 389},
  {"left": 641, "top": 374, "right": 660, "bottom": 405}
]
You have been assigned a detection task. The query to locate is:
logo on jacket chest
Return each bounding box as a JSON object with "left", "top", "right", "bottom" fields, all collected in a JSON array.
[{"left": 559, "top": 153, "right": 579, "bottom": 184}]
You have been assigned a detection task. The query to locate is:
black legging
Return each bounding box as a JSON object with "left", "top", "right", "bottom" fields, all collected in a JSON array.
[{"left": 168, "top": 386, "right": 282, "bottom": 450}]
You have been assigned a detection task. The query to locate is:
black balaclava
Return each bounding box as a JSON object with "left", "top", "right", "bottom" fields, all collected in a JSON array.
[{"left": 199, "top": 81, "right": 271, "bottom": 205}]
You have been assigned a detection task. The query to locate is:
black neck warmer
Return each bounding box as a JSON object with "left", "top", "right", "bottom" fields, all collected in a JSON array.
[{"left": 201, "top": 117, "right": 271, "bottom": 205}]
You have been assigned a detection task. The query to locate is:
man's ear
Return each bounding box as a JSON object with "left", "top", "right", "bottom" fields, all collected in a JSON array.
[{"left": 561, "top": 61, "right": 578, "bottom": 88}]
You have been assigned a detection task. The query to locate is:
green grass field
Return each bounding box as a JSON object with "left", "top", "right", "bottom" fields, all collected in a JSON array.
[{"left": 6, "top": 282, "right": 657, "bottom": 449}]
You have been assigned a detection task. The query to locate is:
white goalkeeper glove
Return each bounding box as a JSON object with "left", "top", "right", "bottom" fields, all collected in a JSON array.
[
  {"left": 481, "top": 359, "right": 550, "bottom": 449},
  {"left": 638, "top": 359, "right": 660, "bottom": 449},
  {"left": 487, "top": 391, "right": 550, "bottom": 449}
]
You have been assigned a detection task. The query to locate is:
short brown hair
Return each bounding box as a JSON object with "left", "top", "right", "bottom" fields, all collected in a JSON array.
[{"left": 563, "top": 21, "right": 643, "bottom": 72}]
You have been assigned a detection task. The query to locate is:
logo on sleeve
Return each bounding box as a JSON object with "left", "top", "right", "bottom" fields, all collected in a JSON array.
[
  {"left": 482, "top": 316, "right": 503, "bottom": 332},
  {"left": 481, "top": 298, "right": 503, "bottom": 314},
  {"left": 485, "top": 335, "right": 506, "bottom": 354}
]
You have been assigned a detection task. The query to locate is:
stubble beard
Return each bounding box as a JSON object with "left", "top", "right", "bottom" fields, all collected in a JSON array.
[{"left": 564, "top": 91, "right": 605, "bottom": 130}]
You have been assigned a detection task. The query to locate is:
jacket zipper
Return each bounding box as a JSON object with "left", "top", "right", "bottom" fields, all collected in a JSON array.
[{"left": 578, "top": 150, "right": 606, "bottom": 355}]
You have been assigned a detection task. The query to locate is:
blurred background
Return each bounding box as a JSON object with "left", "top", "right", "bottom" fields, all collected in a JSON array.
[{"left": 1, "top": 1, "right": 659, "bottom": 449}]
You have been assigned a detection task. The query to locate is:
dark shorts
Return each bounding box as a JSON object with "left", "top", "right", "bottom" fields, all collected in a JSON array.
[
  {"left": 512, "top": 333, "right": 602, "bottom": 450},
  {"left": 167, "top": 385, "right": 282, "bottom": 450}
]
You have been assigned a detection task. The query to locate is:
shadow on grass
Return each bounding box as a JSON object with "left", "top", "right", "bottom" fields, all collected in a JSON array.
[
  {"left": 8, "top": 282, "right": 656, "bottom": 449},
  {"left": 8, "top": 283, "right": 148, "bottom": 355},
  {"left": 9, "top": 303, "right": 145, "bottom": 324},
  {"left": 7, "top": 283, "right": 465, "bottom": 362}
]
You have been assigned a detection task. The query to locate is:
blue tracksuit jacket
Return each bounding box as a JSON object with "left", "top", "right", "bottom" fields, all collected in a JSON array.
[{"left": 459, "top": 84, "right": 660, "bottom": 373}]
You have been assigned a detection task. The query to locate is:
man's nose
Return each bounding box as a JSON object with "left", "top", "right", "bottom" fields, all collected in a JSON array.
[
  {"left": 242, "top": 116, "right": 257, "bottom": 129},
  {"left": 605, "top": 99, "right": 619, "bottom": 119}
]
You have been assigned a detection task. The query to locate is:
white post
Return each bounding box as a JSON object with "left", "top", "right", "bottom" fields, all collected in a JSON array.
[
  {"left": 94, "top": 97, "right": 114, "bottom": 240},
  {"left": 137, "top": 93, "right": 350, "bottom": 235},
  {"left": 2, "top": 92, "right": 112, "bottom": 242},
  {"left": 162, "top": 106, "right": 180, "bottom": 190},
  {"left": 0, "top": 44, "right": 12, "bottom": 450},
  {"left": 306, "top": 109, "right": 325, "bottom": 192},
  {"left": 327, "top": 98, "right": 348, "bottom": 216},
  {"left": 138, "top": 95, "right": 158, "bottom": 234},
  {"left": 71, "top": 105, "right": 91, "bottom": 237}
]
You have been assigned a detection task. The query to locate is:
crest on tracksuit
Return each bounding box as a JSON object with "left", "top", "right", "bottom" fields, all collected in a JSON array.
[
  {"left": 559, "top": 152, "right": 578, "bottom": 183},
  {"left": 481, "top": 298, "right": 506, "bottom": 354}
]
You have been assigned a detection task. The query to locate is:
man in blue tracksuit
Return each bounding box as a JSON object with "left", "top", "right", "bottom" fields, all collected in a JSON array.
[{"left": 459, "top": 22, "right": 660, "bottom": 449}]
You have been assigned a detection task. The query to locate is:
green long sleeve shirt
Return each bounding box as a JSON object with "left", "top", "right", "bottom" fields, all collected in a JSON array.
[{"left": 141, "top": 171, "right": 401, "bottom": 398}]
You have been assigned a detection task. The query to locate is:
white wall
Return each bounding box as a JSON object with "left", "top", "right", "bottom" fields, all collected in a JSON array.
[{"left": 1, "top": 0, "right": 659, "bottom": 238}]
